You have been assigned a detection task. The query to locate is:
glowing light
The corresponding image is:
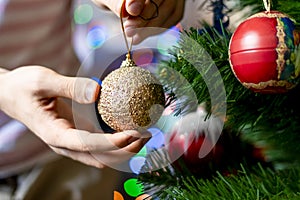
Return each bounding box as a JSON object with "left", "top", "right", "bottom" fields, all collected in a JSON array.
[
  {"left": 91, "top": 76, "right": 102, "bottom": 86},
  {"left": 129, "top": 156, "right": 146, "bottom": 174},
  {"left": 136, "top": 146, "right": 147, "bottom": 157},
  {"left": 170, "top": 25, "right": 181, "bottom": 32},
  {"left": 136, "top": 194, "right": 151, "bottom": 200},
  {"left": 86, "top": 26, "right": 106, "bottom": 49},
  {"left": 74, "top": 4, "right": 93, "bottom": 25},
  {"left": 175, "top": 23, "right": 183, "bottom": 32},
  {"left": 146, "top": 127, "right": 165, "bottom": 150},
  {"left": 113, "top": 191, "right": 124, "bottom": 200},
  {"left": 124, "top": 178, "right": 144, "bottom": 197},
  {"left": 132, "top": 48, "right": 154, "bottom": 66},
  {"left": 156, "top": 114, "right": 181, "bottom": 136},
  {"left": 157, "top": 26, "right": 180, "bottom": 56}
]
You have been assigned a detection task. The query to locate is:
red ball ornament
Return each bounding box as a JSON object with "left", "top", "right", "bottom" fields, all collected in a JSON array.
[
  {"left": 166, "top": 108, "right": 224, "bottom": 172},
  {"left": 229, "top": 11, "right": 300, "bottom": 93}
]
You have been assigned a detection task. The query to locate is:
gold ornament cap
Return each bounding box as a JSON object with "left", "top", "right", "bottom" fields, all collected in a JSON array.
[{"left": 120, "top": 54, "right": 136, "bottom": 68}]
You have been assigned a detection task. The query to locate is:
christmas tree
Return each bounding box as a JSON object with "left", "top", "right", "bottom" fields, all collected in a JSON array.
[{"left": 137, "top": 0, "right": 300, "bottom": 199}]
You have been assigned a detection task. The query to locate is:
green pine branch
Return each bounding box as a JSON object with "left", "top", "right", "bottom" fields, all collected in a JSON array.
[
  {"left": 238, "top": 0, "right": 300, "bottom": 25},
  {"left": 157, "top": 164, "right": 300, "bottom": 200},
  {"left": 158, "top": 24, "right": 300, "bottom": 167},
  {"left": 138, "top": 2, "right": 300, "bottom": 199},
  {"left": 139, "top": 151, "right": 300, "bottom": 199}
]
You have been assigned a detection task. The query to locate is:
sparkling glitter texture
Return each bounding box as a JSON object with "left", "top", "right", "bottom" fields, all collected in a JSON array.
[{"left": 98, "top": 55, "right": 165, "bottom": 131}]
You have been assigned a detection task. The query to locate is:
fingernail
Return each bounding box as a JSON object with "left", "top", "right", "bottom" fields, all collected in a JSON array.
[{"left": 85, "top": 81, "right": 98, "bottom": 102}]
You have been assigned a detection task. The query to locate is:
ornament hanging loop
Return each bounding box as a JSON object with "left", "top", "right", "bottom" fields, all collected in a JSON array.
[
  {"left": 263, "top": 0, "right": 271, "bottom": 12},
  {"left": 120, "top": 1, "right": 133, "bottom": 59}
]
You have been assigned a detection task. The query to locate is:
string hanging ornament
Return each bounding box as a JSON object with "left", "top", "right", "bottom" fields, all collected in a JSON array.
[
  {"left": 228, "top": 0, "right": 300, "bottom": 93},
  {"left": 263, "top": 0, "right": 271, "bottom": 12},
  {"left": 97, "top": 2, "right": 165, "bottom": 131}
]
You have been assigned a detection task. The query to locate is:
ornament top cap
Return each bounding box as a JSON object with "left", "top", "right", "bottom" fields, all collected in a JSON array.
[
  {"left": 120, "top": 53, "right": 137, "bottom": 68},
  {"left": 248, "top": 10, "right": 292, "bottom": 20}
]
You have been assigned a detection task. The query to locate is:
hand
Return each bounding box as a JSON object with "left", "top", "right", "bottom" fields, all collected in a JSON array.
[
  {"left": 93, "top": 0, "right": 185, "bottom": 44},
  {"left": 0, "top": 66, "right": 150, "bottom": 168}
]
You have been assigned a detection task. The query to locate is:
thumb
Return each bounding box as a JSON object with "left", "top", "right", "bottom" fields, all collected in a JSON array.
[
  {"left": 125, "top": 0, "right": 145, "bottom": 16},
  {"left": 46, "top": 74, "right": 100, "bottom": 104},
  {"left": 73, "top": 78, "right": 100, "bottom": 104}
]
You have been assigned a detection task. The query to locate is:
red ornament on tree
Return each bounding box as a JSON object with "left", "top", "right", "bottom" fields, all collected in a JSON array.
[
  {"left": 229, "top": 10, "right": 300, "bottom": 93},
  {"left": 166, "top": 107, "right": 224, "bottom": 173}
]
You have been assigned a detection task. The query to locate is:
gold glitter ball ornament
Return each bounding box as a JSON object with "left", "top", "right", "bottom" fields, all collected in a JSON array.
[{"left": 97, "top": 55, "right": 166, "bottom": 131}]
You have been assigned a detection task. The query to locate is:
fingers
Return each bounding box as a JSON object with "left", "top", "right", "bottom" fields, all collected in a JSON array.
[
  {"left": 133, "top": 0, "right": 163, "bottom": 20},
  {"left": 132, "top": 27, "right": 166, "bottom": 45},
  {"left": 146, "top": 0, "right": 185, "bottom": 28},
  {"left": 125, "top": 0, "right": 145, "bottom": 16},
  {"left": 50, "top": 146, "right": 105, "bottom": 168},
  {"left": 55, "top": 98, "right": 97, "bottom": 132},
  {"left": 40, "top": 121, "right": 148, "bottom": 152},
  {"left": 35, "top": 103, "right": 152, "bottom": 152},
  {"left": 49, "top": 133, "right": 150, "bottom": 169},
  {"left": 131, "top": 0, "right": 184, "bottom": 44},
  {"left": 88, "top": 138, "right": 149, "bottom": 167},
  {"left": 93, "top": 0, "right": 185, "bottom": 44},
  {"left": 78, "top": 130, "right": 151, "bottom": 152},
  {"left": 54, "top": 99, "right": 74, "bottom": 125},
  {"left": 92, "top": 0, "right": 145, "bottom": 17},
  {"left": 123, "top": 0, "right": 185, "bottom": 44},
  {"left": 124, "top": 0, "right": 164, "bottom": 34}
]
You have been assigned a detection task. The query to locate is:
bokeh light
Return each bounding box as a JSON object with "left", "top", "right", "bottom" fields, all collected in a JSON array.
[
  {"left": 124, "top": 178, "right": 144, "bottom": 197},
  {"left": 74, "top": 4, "right": 93, "bottom": 25},
  {"left": 113, "top": 191, "right": 124, "bottom": 200},
  {"left": 129, "top": 128, "right": 165, "bottom": 174},
  {"left": 146, "top": 127, "right": 165, "bottom": 150},
  {"left": 136, "top": 146, "right": 147, "bottom": 157},
  {"left": 132, "top": 48, "right": 154, "bottom": 66},
  {"left": 86, "top": 25, "right": 106, "bottom": 49},
  {"left": 129, "top": 156, "right": 146, "bottom": 174},
  {"left": 157, "top": 26, "right": 180, "bottom": 56},
  {"left": 136, "top": 194, "right": 152, "bottom": 200}
]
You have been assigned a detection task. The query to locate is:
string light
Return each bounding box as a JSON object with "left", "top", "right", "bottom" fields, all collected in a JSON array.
[{"left": 74, "top": 4, "right": 93, "bottom": 24}]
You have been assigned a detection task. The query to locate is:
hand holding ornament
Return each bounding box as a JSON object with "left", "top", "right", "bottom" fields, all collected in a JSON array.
[{"left": 0, "top": 66, "right": 150, "bottom": 168}]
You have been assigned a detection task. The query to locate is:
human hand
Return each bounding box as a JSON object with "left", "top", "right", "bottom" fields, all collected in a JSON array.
[
  {"left": 92, "top": 0, "right": 185, "bottom": 44},
  {"left": 0, "top": 66, "right": 150, "bottom": 168}
]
